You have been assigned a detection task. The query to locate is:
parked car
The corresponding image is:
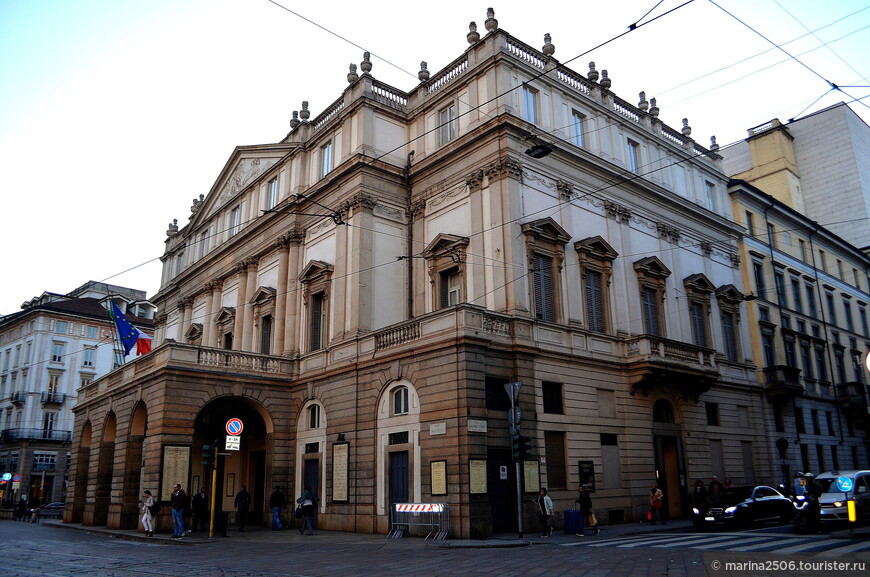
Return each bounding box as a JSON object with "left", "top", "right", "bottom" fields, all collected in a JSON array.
[
  {"left": 692, "top": 485, "right": 793, "bottom": 528},
  {"left": 32, "top": 502, "right": 65, "bottom": 520},
  {"left": 815, "top": 470, "right": 870, "bottom": 524}
]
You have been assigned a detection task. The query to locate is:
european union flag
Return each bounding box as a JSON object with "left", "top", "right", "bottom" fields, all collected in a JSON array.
[{"left": 109, "top": 301, "right": 141, "bottom": 356}]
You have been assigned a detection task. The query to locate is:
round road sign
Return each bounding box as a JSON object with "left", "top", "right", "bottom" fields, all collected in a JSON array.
[
  {"left": 1, "top": 473, "right": 10, "bottom": 481},
  {"left": 836, "top": 476, "right": 854, "bottom": 493},
  {"left": 226, "top": 418, "right": 244, "bottom": 436}
]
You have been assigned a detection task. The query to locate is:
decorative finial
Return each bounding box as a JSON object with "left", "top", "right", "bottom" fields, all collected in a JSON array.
[
  {"left": 485, "top": 8, "right": 498, "bottom": 32},
  {"left": 681, "top": 118, "right": 692, "bottom": 137},
  {"left": 542, "top": 33, "right": 555, "bottom": 56},
  {"left": 638, "top": 91, "right": 649, "bottom": 112},
  {"left": 587, "top": 62, "right": 599, "bottom": 83},
  {"left": 166, "top": 219, "right": 179, "bottom": 237},
  {"left": 709, "top": 136, "right": 719, "bottom": 152},
  {"left": 467, "top": 22, "right": 480, "bottom": 44},
  {"left": 191, "top": 194, "right": 205, "bottom": 214},
  {"left": 300, "top": 101, "right": 310, "bottom": 121},
  {"left": 360, "top": 52, "right": 372, "bottom": 74},
  {"left": 600, "top": 69, "right": 611, "bottom": 90},
  {"left": 649, "top": 97, "right": 659, "bottom": 118},
  {"left": 418, "top": 61, "right": 430, "bottom": 82},
  {"left": 290, "top": 111, "right": 300, "bottom": 129},
  {"left": 347, "top": 63, "right": 359, "bottom": 84}
]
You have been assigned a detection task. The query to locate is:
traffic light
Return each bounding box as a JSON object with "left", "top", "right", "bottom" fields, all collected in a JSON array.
[
  {"left": 201, "top": 444, "right": 214, "bottom": 467},
  {"left": 510, "top": 428, "right": 521, "bottom": 460},
  {"left": 519, "top": 435, "right": 532, "bottom": 460}
]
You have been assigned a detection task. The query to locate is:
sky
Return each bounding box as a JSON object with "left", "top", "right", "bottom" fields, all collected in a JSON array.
[{"left": 1, "top": 0, "right": 868, "bottom": 315}]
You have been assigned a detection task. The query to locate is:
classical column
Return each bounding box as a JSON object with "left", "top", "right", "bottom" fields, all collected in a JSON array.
[
  {"left": 241, "top": 261, "right": 258, "bottom": 351},
  {"left": 283, "top": 230, "right": 304, "bottom": 356},
  {"left": 273, "top": 238, "right": 290, "bottom": 355},
  {"left": 180, "top": 298, "right": 193, "bottom": 343},
  {"left": 232, "top": 262, "right": 249, "bottom": 350},
  {"left": 202, "top": 282, "right": 215, "bottom": 346}
]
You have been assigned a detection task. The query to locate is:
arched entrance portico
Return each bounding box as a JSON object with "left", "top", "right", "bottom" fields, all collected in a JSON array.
[{"left": 194, "top": 397, "right": 272, "bottom": 527}]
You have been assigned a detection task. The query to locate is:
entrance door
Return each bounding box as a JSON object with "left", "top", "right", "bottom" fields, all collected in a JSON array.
[
  {"left": 304, "top": 458, "right": 320, "bottom": 528},
  {"left": 487, "top": 447, "right": 514, "bottom": 533},
  {"left": 654, "top": 435, "right": 684, "bottom": 519},
  {"left": 389, "top": 451, "right": 409, "bottom": 527}
]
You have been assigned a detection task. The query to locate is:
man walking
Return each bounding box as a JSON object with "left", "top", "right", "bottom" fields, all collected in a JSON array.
[
  {"left": 234, "top": 485, "right": 251, "bottom": 532},
  {"left": 269, "top": 486, "right": 286, "bottom": 530},
  {"left": 170, "top": 484, "right": 188, "bottom": 539},
  {"left": 191, "top": 487, "right": 209, "bottom": 532}
]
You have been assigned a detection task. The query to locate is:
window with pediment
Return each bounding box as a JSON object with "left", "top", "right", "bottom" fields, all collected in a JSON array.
[
  {"left": 634, "top": 256, "right": 671, "bottom": 337},
  {"left": 300, "top": 261, "right": 333, "bottom": 352},
  {"left": 683, "top": 273, "right": 715, "bottom": 348},
  {"left": 422, "top": 234, "right": 469, "bottom": 310},
  {"left": 250, "top": 287, "right": 277, "bottom": 355},
  {"left": 575, "top": 236, "right": 618, "bottom": 334},
  {"left": 716, "top": 285, "right": 745, "bottom": 362},
  {"left": 214, "top": 307, "right": 236, "bottom": 349},
  {"left": 522, "top": 218, "right": 570, "bottom": 324}
]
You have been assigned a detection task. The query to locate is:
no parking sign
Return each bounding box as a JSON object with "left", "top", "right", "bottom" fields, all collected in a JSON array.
[{"left": 226, "top": 418, "right": 243, "bottom": 436}]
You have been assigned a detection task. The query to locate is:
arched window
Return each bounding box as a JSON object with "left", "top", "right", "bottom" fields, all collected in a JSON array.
[
  {"left": 392, "top": 386, "right": 409, "bottom": 416},
  {"left": 307, "top": 404, "right": 321, "bottom": 429}
]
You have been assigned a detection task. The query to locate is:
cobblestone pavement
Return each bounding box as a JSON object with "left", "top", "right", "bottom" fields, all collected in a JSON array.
[{"left": 2, "top": 520, "right": 706, "bottom": 577}]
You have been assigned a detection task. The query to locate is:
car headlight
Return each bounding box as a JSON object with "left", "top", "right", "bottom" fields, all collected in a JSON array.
[
  {"left": 833, "top": 501, "right": 843, "bottom": 508},
  {"left": 692, "top": 508, "right": 700, "bottom": 515},
  {"left": 724, "top": 506, "right": 738, "bottom": 514}
]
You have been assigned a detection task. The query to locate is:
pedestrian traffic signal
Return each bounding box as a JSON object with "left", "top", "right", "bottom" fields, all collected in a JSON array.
[
  {"left": 201, "top": 444, "right": 214, "bottom": 467},
  {"left": 518, "top": 435, "right": 532, "bottom": 460}
]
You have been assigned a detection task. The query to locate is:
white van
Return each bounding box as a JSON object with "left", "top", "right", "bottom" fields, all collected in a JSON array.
[{"left": 815, "top": 470, "right": 870, "bottom": 523}]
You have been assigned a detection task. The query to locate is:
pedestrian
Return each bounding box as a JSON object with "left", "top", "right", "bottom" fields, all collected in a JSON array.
[
  {"left": 574, "top": 485, "right": 594, "bottom": 536},
  {"left": 709, "top": 475, "right": 724, "bottom": 500},
  {"left": 296, "top": 486, "right": 318, "bottom": 535},
  {"left": 649, "top": 483, "right": 665, "bottom": 525},
  {"left": 170, "top": 484, "right": 188, "bottom": 539},
  {"left": 269, "top": 485, "right": 286, "bottom": 530},
  {"left": 141, "top": 490, "right": 154, "bottom": 537},
  {"left": 535, "top": 487, "right": 554, "bottom": 537},
  {"left": 15, "top": 497, "right": 27, "bottom": 521},
  {"left": 234, "top": 485, "right": 251, "bottom": 532},
  {"left": 692, "top": 480, "right": 708, "bottom": 507},
  {"left": 184, "top": 488, "right": 193, "bottom": 535},
  {"left": 191, "top": 488, "right": 208, "bottom": 532},
  {"left": 724, "top": 479, "right": 734, "bottom": 489}
]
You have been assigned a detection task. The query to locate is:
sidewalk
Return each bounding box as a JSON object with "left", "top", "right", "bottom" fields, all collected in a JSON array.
[{"left": 39, "top": 517, "right": 696, "bottom": 548}]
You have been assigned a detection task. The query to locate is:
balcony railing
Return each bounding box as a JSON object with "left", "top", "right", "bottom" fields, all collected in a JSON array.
[
  {"left": 197, "top": 349, "right": 283, "bottom": 374},
  {"left": 836, "top": 381, "right": 869, "bottom": 416},
  {"left": 624, "top": 335, "right": 719, "bottom": 399},
  {"left": 0, "top": 428, "right": 72, "bottom": 443},
  {"left": 32, "top": 463, "right": 57, "bottom": 472},
  {"left": 10, "top": 391, "right": 27, "bottom": 403},
  {"left": 40, "top": 391, "right": 66, "bottom": 405},
  {"left": 762, "top": 365, "right": 804, "bottom": 403}
]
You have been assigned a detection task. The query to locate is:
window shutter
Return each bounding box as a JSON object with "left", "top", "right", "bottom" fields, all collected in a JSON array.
[
  {"left": 586, "top": 270, "right": 604, "bottom": 332},
  {"left": 439, "top": 271, "right": 449, "bottom": 308},
  {"left": 310, "top": 294, "right": 323, "bottom": 351},
  {"left": 691, "top": 302, "right": 707, "bottom": 347},
  {"left": 642, "top": 287, "right": 660, "bottom": 335},
  {"left": 533, "top": 254, "right": 555, "bottom": 322}
]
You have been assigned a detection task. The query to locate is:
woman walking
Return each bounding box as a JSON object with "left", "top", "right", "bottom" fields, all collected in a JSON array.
[
  {"left": 141, "top": 490, "right": 155, "bottom": 537},
  {"left": 649, "top": 483, "right": 665, "bottom": 525},
  {"left": 536, "top": 487, "right": 554, "bottom": 537},
  {"left": 296, "top": 486, "right": 318, "bottom": 535}
]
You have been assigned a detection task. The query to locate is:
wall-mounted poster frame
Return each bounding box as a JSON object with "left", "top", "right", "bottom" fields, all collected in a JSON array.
[
  {"left": 160, "top": 445, "right": 190, "bottom": 501},
  {"left": 578, "top": 460, "right": 596, "bottom": 492},
  {"left": 523, "top": 459, "right": 540, "bottom": 493},
  {"left": 430, "top": 460, "right": 447, "bottom": 496},
  {"left": 226, "top": 473, "right": 235, "bottom": 497},
  {"left": 332, "top": 441, "right": 349, "bottom": 502},
  {"left": 469, "top": 459, "right": 487, "bottom": 494}
]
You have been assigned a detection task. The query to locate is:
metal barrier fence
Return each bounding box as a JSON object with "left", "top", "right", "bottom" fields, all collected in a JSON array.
[{"left": 388, "top": 503, "right": 450, "bottom": 540}]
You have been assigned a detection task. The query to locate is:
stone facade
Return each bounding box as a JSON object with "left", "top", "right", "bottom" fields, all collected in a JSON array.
[{"left": 71, "top": 11, "right": 770, "bottom": 537}]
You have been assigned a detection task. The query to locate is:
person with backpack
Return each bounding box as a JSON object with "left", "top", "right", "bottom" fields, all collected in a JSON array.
[
  {"left": 141, "top": 490, "right": 155, "bottom": 537},
  {"left": 296, "top": 486, "right": 318, "bottom": 535}
]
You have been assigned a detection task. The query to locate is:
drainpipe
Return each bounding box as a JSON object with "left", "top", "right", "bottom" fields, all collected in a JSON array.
[{"left": 404, "top": 151, "right": 415, "bottom": 320}]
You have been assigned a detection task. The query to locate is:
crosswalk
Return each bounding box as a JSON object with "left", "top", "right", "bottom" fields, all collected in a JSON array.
[{"left": 561, "top": 531, "right": 870, "bottom": 556}]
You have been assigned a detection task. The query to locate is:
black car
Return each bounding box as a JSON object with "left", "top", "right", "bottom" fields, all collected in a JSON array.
[{"left": 692, "top": 485, "right": 793, "bottom": 528}]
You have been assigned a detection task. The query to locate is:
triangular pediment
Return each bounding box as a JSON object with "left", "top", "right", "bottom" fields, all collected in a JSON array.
[
  {"left": 683, "top": 273, "right": 715, "bottom": 293},
  {"left": 521, "top": 217, "right": 571, "bottom": 245},
  {"left": 250, "top": 286, "right": 277, "bottom": 305},
  {"left": 185, "top": 323, "right": 203, "bottom": 339},
  {"left": 214, "top": 307, "right": 236, "bottom": 324},
  {"left": 421, "top": 234, "right": 470, "bottom": 258},
  {"left": 299, "top": 260, "right": 334, "bottom": 282},
  {"left": 633, "top": 256, "right": 671, "bottom": 278},
  {"left": 574, "top": 235, "right": 618, "bottom": 261},
  {"left": 715, "top": 284, "right": 745, "bottom": 303}
]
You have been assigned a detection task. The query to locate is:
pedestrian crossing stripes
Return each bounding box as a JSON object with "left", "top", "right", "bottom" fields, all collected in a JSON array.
[{"left": 560, "top": 532, "right": 870, "bottom": 555}]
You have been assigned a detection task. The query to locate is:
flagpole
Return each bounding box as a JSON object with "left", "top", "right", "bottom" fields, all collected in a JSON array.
[{"left": 106, "top": 293, "right": 125, "bottom": 367}]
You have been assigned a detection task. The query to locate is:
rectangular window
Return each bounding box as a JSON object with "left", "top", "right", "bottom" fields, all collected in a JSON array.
[
  {"left": 767, "top": 222, "right": 777, "bottom": 248},
  {"left": 818, "top": 250, "right": 827, "bottom": 271},
  {"left": 626, "top": 140, "right": 640, "bottom": 173},
  {"left": 175, "top": 252, "right": 184, "bottom": 276},
  {"left": 600, "top": 434, "right": 622, "bottom": 489},
  {"left": 826, "top": 411, "right": 835, "bottom": 436},
  {"left": 826, "top": 292, "right": 837, "bottom": 325},
  {"left": 532, "top": 254, "right": 555, "bottom": 322},
  {"left": 229, "top": 206, "right": 240, "bottom": 237},
  {"left": 310, "top": 292, "right": 326, "bottom": 351},
  {"left": 543, "top": 431, "right": 566, "bottom": 489},
  {"left": 259, "top": 315, "right": 272, "bottom": 355},
  {"left": 571, "top": 110, "right": 585, "bottom": 147},
  {"left": 835, "top": 349, "right": 847, "bottom": 382},
  {"left": 56, "top": 321, "right": 67, "bottom": 335},
  {"left": 784, "top": 338, "right": 797, "bottom": 368},
  {"left": 86, "top": 326, "right": 98, "bottom": 339},
  {"left": 745, "top": 211, "right": 755, "bottom": 237},
  {"left": 439, "top": 268, "right": 461, "bottom": 308},
  {"left": 798, "top": 239, "right": 807, "bottom": 262},
  {"left": 753, "top": 262, "right": 766, "bottom": 297},
  {"left": 705, "top": 181, "right": 716, "bottom": 212},
  {"left": 761, "top": 332, "right": 775, "bottom": 367},
  {"left": 484, "top": 376, "right": 511, "bottom": 411},
  {"left": 722, "top": 312, "right": 738, "bottom": 361},
  {"left": 439, "top": 104, "right": 457, "bottom": 145},
  {"left": 320, "top": 141, "right": 333, "bottom": 177},
  {"left": 267, "top": 178, "right": 278, "bottom": 210},
  {"left": 542, "top": 381, "right": 563, "bottom": 414},
  {"left": 641, "top": 286, "right": 660, "bottom": 336},
  {"left": 585, "top": 270, "right": 605, "bottom": 333},
  {"left": 796, "top": 410, "right": 806, "bottom": 434},
  {"left": 522, "top": 86, "right": 538, "bottom": 124},
  {"left": 837, "top": 259, "right": 844, "bottom": 280},
  {"left": 774, "top": 270, "right": 786, "bottom": 307},
  {"left": 854, "top": 268, "right": 861, "bottom": 289},
  {"left": 800, "top": 340, "right": 813, "bottom": 378},
  {"left": 706, "top": 402, "right": 720, "bottom": 426},
  {"left": 198, "top": 230, "right": 209, "bottom": 259},
  {"left": 690, "top": 301, "right": 707, "bottom": 347},
  {"left": 860, "top": 307, "right": 869, "bottom": 337},
  {"left": 51, "top": 343, "right": 64, "bottom": 363},
  {"left": 791, "top": 279, "right": 803, "bottom": 314},
  {"left": 114, "top": 350, "right": 124, "bottom": 368},
  {"left": 806, "top": 285, "right": 817, "bottom": 318},
  {"left": 816, "top": 445, "right": 826, "bottom": 473},
  {"left": 843, "top": 299, "right": 854, "bottom": 332},
  {"left": 83, "top": 347, "right": 95, "bottom": 367},
  {"left": 811, "top": 409, "right": 821, "bottom": 435}
]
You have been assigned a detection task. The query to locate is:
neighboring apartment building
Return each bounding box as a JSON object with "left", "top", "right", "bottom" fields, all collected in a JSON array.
[
  {"left": 724, "top": 103, "right": 870, "bottom": 250},
  {"left": 0, "top": 281, "right": 154, "bottom": 506},
  {"left": 71, "top": 11, "right": 764, "bottom": 537}
]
